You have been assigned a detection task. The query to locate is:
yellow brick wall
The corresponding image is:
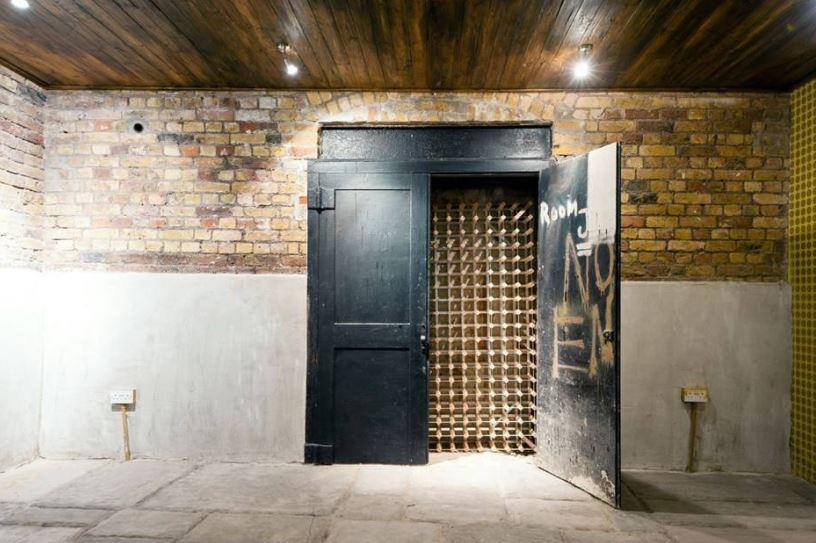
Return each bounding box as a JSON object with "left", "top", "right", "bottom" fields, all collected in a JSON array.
[
  {"left": 791, "top": 78, "right": 816, "bottom": 484},
  {"left": 42, "top": 90, "right": 790, "bottom": 278}
]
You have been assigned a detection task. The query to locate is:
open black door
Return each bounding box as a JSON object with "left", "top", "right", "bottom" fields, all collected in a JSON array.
[
  {"left": 536, "top": 143, "right": 621, "bottom": 506},
  {"left": 306, "top": 169, "right": 429, "bottom": 465}
]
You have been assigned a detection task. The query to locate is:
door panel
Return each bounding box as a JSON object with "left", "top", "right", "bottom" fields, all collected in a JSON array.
[
  {"left": 536, "top": 143, "right": 621, "bottom": 506},
  {"left": 309, "top": 171, "right": 429, "bottom": 465},
  {"left": 334, "top": 348, "right": 411, "bottom": 463},
  {"left": 334, "top": 189, "right": 412, "bottom": 324}
]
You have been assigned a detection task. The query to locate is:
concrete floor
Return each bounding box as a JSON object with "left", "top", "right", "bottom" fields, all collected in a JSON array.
[{"left": 0, "top": 454, "right": 814, "bottom": 542}]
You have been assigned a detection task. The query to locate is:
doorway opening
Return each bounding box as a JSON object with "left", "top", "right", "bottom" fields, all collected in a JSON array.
[
  {"left": 429, "top": 175, "right": 538, "bottom": 454},
  {"left": 308, "top": 127, "right": 620, "bottom": 505}
]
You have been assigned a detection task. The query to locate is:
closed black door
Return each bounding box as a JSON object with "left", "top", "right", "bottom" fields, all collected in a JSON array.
[
  {"left": 536, "top": 143, "right": 621, "bottom": 506},
  {"left": 307, "top": 169, "right": 429, "bottom": 465}
]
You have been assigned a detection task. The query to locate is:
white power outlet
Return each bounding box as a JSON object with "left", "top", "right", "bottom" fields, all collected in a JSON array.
[
  {"left": 110, "top": 389, "right": 136, "bottom": 405},
  {"left": 681, "top": 386, "right": 708, "bottom": 403}
]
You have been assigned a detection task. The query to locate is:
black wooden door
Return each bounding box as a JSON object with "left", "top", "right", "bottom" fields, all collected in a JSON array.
[
  {"left": 536, "top": 143, "right": 621, "bottom": 506},
  {"left": 308, "top": 170, "right": 429, "bottom": 465}
]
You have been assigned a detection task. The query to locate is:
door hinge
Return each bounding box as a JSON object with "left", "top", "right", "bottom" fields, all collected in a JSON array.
[{"left": 308, "top": 186, "right": 335, "bottom": 211}]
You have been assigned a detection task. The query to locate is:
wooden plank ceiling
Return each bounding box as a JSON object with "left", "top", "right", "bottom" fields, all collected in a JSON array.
[{"left": 1, "top": 0, "right": 815, "bottom": 90}]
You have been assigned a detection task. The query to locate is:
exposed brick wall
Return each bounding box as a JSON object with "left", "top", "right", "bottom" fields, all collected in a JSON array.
[
  {"left": 43, "top": 90, "right": 789, "bottom": 279},
  {"left": 0, "top": 66, "right": 45, "bottom": 269}
]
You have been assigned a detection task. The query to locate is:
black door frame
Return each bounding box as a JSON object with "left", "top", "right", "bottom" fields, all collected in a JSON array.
[{"left": 305, "top": 157, "right": 550, "bottom": 464}]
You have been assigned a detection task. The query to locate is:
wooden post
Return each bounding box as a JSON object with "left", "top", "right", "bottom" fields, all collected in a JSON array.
[
  {"left": 120, "top": 404, "right": 131, "bottom": 461},
  {"left": 686, "top": 403, "right": 697, "bottom": 472}
]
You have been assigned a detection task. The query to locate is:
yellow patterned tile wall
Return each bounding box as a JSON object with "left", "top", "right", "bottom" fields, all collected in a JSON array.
[{"left": 791, "top": 77, "right": 816, "bottom": 484}]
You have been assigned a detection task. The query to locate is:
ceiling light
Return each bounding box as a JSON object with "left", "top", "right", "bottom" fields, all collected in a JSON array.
[
  {"left": 574, "top": 59, "right": 591, "bottom": 79},
  {"left": 285, "top": 60, "right": 299, "bottom": 77},
  {"left": 573, "top": 43, "right": 593, "bottom": 80},
  {"left": 10, "top": 0, "right": 30, "bottom": 9},
  {"left": 277, "top": 42, "right": 299, "bottom": 78}
]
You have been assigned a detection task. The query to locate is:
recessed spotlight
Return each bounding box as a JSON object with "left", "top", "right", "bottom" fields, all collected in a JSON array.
[
  {"left": 277, "top": 42, "right": 300, "bottom": 78},
  {"left": 574, "top": 59, "right": 591, "bottom": 79},
  {"left": 10, "top": 0, "right": 30, "bottom": 9},
  {"left": 573, "top": 43, "right": 593, "bottom": 80},
  {"left": 285, "top": 60, "right": 299, "bottom": 77}
]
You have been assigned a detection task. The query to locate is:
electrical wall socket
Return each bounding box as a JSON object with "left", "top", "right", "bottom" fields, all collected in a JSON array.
[
  {"left": 110, "top": 389, "right": 135, "bottom": 405},
  {"left": 681, "top": 386, "right": 708, "bottom": 403}
]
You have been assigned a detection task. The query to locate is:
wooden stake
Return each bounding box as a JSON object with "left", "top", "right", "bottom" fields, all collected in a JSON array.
[
  {"left": 686, "top": 403, "right": 697, "bottom": 472},
  {"left": 120, "top": 404, "right": 131, "bottom": 461}
]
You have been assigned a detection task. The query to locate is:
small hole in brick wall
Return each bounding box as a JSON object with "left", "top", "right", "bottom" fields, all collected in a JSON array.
[{"left": 132, "top": 122, "right": 144, "bottom": 133}]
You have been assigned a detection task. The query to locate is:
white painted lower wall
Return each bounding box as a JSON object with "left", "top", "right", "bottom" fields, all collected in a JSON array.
[
  {"left": 0, "top": 269, "right": 43, "bottom": 471},
  {"left": 38, "top": 272, "right": 307, "bottom": 462},
  {"left": 4, "top": 272, "right": 790, "bottom": 472},
  {"left": 621, "top": 281, "right": 791, "bottom": 472}
]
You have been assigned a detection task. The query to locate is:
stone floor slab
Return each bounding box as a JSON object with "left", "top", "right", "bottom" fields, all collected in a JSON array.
[
  {"left": 0, "top": 505, "right": 112, "bottom": 527},
  {"left": 405, "top": 498, "right": 506, "bottom": 525},
  {"left": 620, "top": 482, "right": 648, "bottom": 512},
  {"left": 36, "top": 460, "right": 194, "bottom": 509},
  {"left": 664, "top": 525, "right": 816, "bottom": 542},
  {"left": 335, "top": 494, "right": 406, "bottom": 521},
  {"left": 496, "top": 458, "right": 592, "bottom": 501},
  {"left": 325, "top": 519, "right": 443, "bottom": 543},
  {"left": 0, "top": 459, "right": 109, "bottom": 503},
  {"left": 88, "top": 508, "right": 204, "bottom": 538},
  {"left": 442, "top": 522, "right": 562, "bottom": 542},
  {"left": 142, "top": 463, "right": 357, "bottom": 515},
  {"left": 354, "top": 465, "right": 410, "bottom": 495},
  {"left": 655, "top": 512, "right": 816, "bottom": 532},
  {"left": 623, "top": 471, "right": 812, "bottom": 504},
  {"left": 409, "top": 455, "right": 500, "bottom": 496},
  {"left": 77, "top": 538, "right": 171, "bottom": 543},
  {"left": 0, "top": 503, "right": 20, "bottom": 519},
  {"left": 780, "top": 474, "right": 816, "bottom": 503},
  {"left": 506, "top": 498, "right": 612, "bottom": 530},
  {"left": 178, "top": 512, "right": 325, "bottom": 543},
  {"left": 606, "top": 509, "right": 666, "bottom": 533},
  {"left": 651, "top": 497, "right": 816, "bottom": 514},
  {"left": 0, "top": 525, "right": 82, "bottom": 542},
  {"left": 405, "top": 486, "right": 506, "bottom": 524},
  {"left": 561, "top": 531, "right": 673, "bottom": 543},
  {"left": 0, "top": 456, "right": 812, "bottom": 543},
  {"left": 646, "top": 498, "right": 816, "bottom": 530}
]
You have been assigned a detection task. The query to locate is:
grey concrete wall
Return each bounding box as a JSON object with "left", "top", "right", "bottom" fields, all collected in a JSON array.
[
  {"left": 36, "top": 274, "right": 791, "bottom": 472},
  {"left": 621, "top": 281, "right": 792, "bottom": 473},
  {"left": 39, "top": 272, "right": 307, "bottom": 462},
  {"left": 0, "top": 269, "right": 43, "bottom": 470}
]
